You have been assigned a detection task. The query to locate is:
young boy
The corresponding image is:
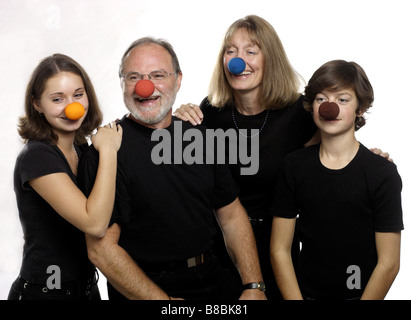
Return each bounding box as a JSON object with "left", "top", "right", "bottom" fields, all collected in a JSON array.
[{"left": 270, "top": 60, "right": 403, "bottom": 300}]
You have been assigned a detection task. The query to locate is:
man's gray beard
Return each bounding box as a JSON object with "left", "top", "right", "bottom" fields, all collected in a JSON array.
[{"left": 127, "top": 103, "right": 173, "bottom": 125}]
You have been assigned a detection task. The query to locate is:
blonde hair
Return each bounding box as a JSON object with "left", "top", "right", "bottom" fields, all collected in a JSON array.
[{"left": 208, "top": 15, "right": 302, "bottom": 109}]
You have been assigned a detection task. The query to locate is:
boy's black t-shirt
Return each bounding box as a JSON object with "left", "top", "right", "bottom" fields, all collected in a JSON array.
[
  {"left": 271, "top": 143, "right": 403, "bottom": 299},
  {"left": 78, "top": 116, "right": 239, "bottom": 263}
]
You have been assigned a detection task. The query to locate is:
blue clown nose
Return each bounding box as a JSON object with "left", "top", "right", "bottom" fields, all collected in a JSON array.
[{"left": 227, "top": 57, "right": 246, "bottom": 75}]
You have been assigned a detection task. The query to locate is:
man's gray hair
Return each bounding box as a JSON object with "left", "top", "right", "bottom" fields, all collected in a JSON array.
[{"left": 119, "top": 37, "right": 182, "bottom": 77}]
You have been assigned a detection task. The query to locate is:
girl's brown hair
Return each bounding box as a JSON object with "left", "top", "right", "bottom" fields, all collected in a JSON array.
[
  {"left": 18, "top": 54, "right": 102, "bottom": 144},
  {"left": 208, "top": 15, "right": 302, "bottom": 109}
]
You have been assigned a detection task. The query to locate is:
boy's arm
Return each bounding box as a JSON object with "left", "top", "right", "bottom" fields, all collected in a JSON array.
[
  {"left": 270, "top": 216, "right": 303, "bottom": 300},
  {"left": 361, "top": 231, "right": 401, "bottom": 300}
]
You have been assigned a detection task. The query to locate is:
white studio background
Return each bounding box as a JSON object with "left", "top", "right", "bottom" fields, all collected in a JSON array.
[{"left": 1, "top": 0, "right": 410, "bottom": 300}]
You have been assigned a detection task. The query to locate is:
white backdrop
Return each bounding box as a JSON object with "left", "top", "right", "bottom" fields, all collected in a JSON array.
[{"left": 1, "top": 0, "right": 410, "bottom": 300}]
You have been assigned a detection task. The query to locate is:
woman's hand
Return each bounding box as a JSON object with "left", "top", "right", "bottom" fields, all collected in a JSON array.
[
  {"left": 92, "top": 121, "right": 123, "bottom": 153},
  {"left": 173, "top": 103, "right": 203, "bottom": 126},
  {"left": 370, "top": 148, "right": 393, "bottom": 162}
]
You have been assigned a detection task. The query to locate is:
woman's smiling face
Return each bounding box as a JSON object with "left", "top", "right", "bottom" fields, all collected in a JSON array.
[{"left": 223, "top": 28, "right": 264, "bottom": 95}]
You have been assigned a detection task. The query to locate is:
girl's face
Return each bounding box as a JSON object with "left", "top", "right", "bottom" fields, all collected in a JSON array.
[
  {"left": 34, "top": 71, "right": 89, "bottom": 136},
  {"left": 313, "top": 88, "right": 361, "bottom": 136},
  {"left": 223, "top": 28, "right": 264, "bottom": 95}
]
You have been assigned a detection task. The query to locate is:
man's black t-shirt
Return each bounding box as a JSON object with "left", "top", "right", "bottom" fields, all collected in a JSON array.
[{"left": 78, "top": 116, "right": 239, "bottom": 263}]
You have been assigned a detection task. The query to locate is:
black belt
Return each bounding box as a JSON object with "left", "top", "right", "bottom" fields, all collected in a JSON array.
[
  {"left": 15, "top": 272, "right": 98, "bottom": 300},
  {"left": 137, "top": 253, "right": 207, "bottom": 272}
]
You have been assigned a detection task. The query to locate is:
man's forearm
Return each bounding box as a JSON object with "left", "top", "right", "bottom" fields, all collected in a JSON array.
[
  {"left": 216, "top": 199, "right": 263, "bottom": 283},
  {"left": 226, "top": 215, "right": 262, "bottom": 283},
  {"left": 218, "top": 203, "right": 267, "bottom": 300},
  {"left": 86, "top": 230, "right": 169, "bottom": 300}
]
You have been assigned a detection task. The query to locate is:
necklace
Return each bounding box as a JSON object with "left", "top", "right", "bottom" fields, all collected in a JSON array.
[{"left": 232, "top": 109, "right": 269, "bottom": 138}]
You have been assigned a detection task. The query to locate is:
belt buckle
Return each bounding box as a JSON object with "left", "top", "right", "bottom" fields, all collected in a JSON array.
[
  {"left": 187, "top": 254, "right": 204, "bottom": 268},
  {"left": 187, "top": 257, "right": 197, "bottom": 268}
]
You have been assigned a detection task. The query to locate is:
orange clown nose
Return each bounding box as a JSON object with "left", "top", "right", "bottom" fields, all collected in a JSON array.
[{"left": 65, "top": 102, "right": 85, "bottom": 120}]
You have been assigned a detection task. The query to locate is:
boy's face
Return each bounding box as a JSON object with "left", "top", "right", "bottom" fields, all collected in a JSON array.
[{"left": 313, "top": 88, "right": 361, "bottom": 136}]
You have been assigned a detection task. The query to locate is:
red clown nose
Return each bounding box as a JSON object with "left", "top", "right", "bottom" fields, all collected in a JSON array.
[
  {"left": 135, "top": 79, "right": 155, "bottom": 98},
  {"left": 319, "top": 102, "right": 339, "bottom": 120}
]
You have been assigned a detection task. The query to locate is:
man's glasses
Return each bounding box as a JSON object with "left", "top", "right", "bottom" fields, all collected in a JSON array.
[{"left": 122, "top": 70, "right": 176, "bottom": 84}]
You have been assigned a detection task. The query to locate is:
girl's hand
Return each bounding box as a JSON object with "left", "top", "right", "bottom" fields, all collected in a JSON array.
[{"left": 92, "top": 121, "right": 123, "bottom": 152}]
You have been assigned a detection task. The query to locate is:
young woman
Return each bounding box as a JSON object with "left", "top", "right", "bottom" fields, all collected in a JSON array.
[{"left": 8, "top": 54, "right": 122, "bottom": 300}]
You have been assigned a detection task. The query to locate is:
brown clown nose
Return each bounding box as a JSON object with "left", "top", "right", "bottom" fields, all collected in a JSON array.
[{"left": 319, "top": 102, "right": 339, "bottom": 120}]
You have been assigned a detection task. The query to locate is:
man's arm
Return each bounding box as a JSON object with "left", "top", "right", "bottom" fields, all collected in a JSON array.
[
  {"left": 361, "top": 232, "right": 401, "bottom": 300},
  {"left": 214, "top": 197, "right": 266, "bottom": 300},
  {"left": 270, "top": 216, "right": 303, "bottom": 300},
  {"left": 86, "top": 223, "right": 171, "bottom": 300}
]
